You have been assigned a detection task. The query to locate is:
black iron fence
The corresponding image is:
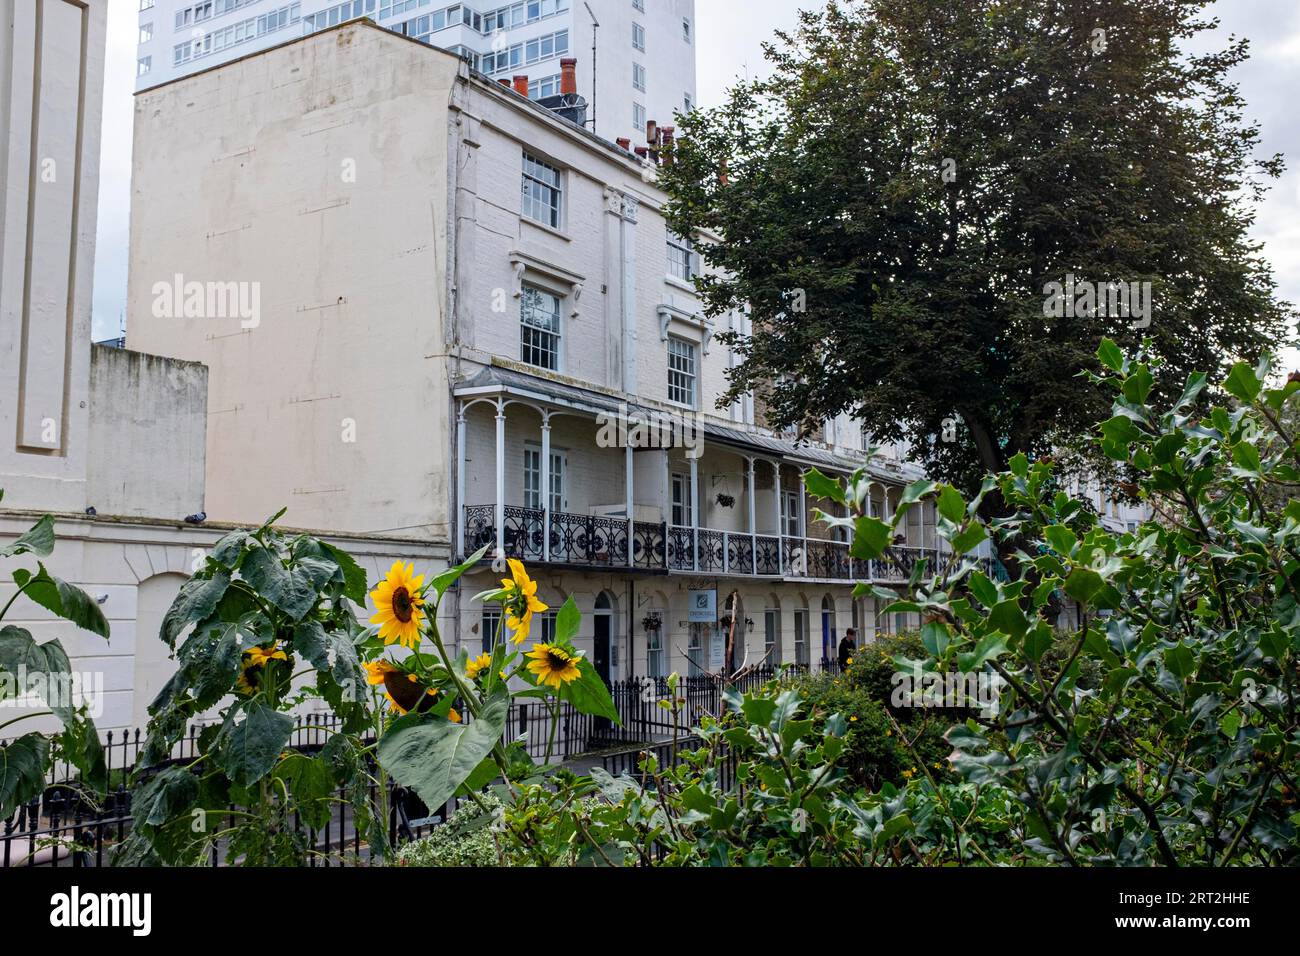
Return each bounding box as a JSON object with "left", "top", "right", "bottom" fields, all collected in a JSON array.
[{"left": 2, "top": 663, "right": 808, "bottom": 867}]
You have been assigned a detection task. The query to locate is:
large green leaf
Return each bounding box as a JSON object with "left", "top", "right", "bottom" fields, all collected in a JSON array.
[
  {"left": 59, "top": 716, "right": 107, "bottom": 793},
  {"left": 131, "top": 764, "right": 199, "bottom": 829},
  {"left": 213, "top": 700, "right": 295, "bottom": 788},
  {"left": 293, "top": 619, "right": 364, "bottom": 699},
  {"left": 428, "top": 546, "right": 489, "bottom": 599},
  {"left": 273, "top": 752, "right": 336, "bottom": 830},
  {"left": 1223, "top": 362, "right": 1262, "bottom": 404},
  {"left": 0, "top": 514, "right": 55, "bottom": 559},
  {"left": 559, "top": 656, "right": 620, "bottom": 722},
  {"left": 849, "top": 515, "right": 891, "bottom": 560},
  {"left": 377, "top": 689, "right": 509, "bottom": 814},
  {"left": 11, "top": 566, "right": 108, "bottom": 639},
  {"left": 554, "top": 595, "right": 581, "bottom": 644},
  {"left": 319, "top": 541, "right": 368, "bottom": 605},
  {"left": 239, "top": 546, "right": 319, "bottom": 621},
  {"left": 178, "top": 616, "right": 255, "bottom": 708},
  {"left": 161, "top": 569, "right": 231, "bottom": 649},
  {"left": 0, "top": 733, "right": 50, "bottom": 818},
  {"left": 801, "top": 468, "right": 845, "bottom": 505},
  {"left": 0, "top": 627, "right": 76, "bottom": 722}
]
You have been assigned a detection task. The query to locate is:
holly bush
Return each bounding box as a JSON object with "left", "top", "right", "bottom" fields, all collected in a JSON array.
[{"left": 807, "top": 340, "right": 1300, "bottom": 865}]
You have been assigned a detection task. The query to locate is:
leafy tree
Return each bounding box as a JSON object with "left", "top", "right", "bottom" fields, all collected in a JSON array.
[{"left": 660, "top": 0, "right": 1293, "bottom": 499}]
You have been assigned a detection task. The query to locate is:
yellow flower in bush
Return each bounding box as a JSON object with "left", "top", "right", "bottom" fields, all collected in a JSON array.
[
  {"left": 501, "top": 559, "right": 547, "bottom": 644},
  {"left": 370, "top": 561, "right": 425, "bottom": 649},
  {"left": 465, "top": 652, "right": 492, "bottom": 680},
  {"left": 381, "top": 670, "right": 461, "bottom": 722},
  {"left": 525, "top": 642, "right": 582, "bottom": 689},
  {"left": 235, "top": 642, "right": 287, "bottom": 695},
  {"left": 364, "top": 659, "right": 398, "bottom": 686}
]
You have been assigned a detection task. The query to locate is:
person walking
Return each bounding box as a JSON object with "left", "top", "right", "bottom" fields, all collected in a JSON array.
[{"left": 837, "top": 627, "right": 857, "bottom": 672}]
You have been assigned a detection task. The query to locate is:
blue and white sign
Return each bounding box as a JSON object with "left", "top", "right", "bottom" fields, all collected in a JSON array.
[{"left": 687, "top": 588, "right": 716, "bottom": 623}]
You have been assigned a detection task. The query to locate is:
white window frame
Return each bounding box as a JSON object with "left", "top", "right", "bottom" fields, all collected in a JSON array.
[
  {"left": 667, "top": 336, "right": 697, "bottom": 408},
  {"left": 137, "top": 56, "right": 152, "bottom": 76},
  {"left": 520, "top": 284, "right": 563, "bottom": 371},
  {"left": 764, "top": 608, "right": 781, "bottom": 664},
  {"left": 482, "top": 607, "right": 503, "bottom": 654},
  {"left": 683, "top": 17, "right": 691, "bottom": 43},
  {"left": 667, "top": 230, "right": 695, "bottom": 282},
  {"left": 671, "top": 472, "right": 694, "bottom": 527},
  {"left": 782, "top": 489, "right": 801, "bottom": 538},
  {"left": 687, "top": 625, "right": 704, "bottom": 676},
  {"left": 632, "top": 62, "right": 646, "bottom": 92},
  {"left": 793, "top": 609, "right": 809, "bottom": 667},
  {"left": 633, "top": 102, "right": 646, "bottom": 134},
  {"left": 632, "top": 22, "right": 645, "bottom": 52},
  {"left": 647, "top": 624, "right": 665, "bottom": 678},
  {"left": 139, "top": 22, "right": 154, "bottom": 43},
  {"left": 521, "top": 152, "right": 563, "bottom": 229},
  {"left": 523, "top": 444, "right": 566, "bottom": 513}
]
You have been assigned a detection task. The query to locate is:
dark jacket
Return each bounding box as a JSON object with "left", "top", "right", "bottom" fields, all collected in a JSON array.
[{"left": 837, "top": 635, "right": 857, "bottom": 671}]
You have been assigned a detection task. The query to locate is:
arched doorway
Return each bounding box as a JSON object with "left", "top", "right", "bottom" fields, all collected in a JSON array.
[{"left": 132, "top": 573, "right": 188, "bottom": 728}]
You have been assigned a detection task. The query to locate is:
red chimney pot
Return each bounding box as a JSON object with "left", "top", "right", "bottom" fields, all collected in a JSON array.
[
  {"left": 512, "top": 75, "right": 530, "bottom": 97},
  {"left": 560, "top": 58, "right": 578, "bottom": 96}
]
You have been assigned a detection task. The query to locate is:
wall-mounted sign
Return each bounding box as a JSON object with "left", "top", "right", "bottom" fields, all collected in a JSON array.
[
  {"left": 708, "top": 628, "right": 726, "bottom": 670},
  {"left": 687, "top": 588, "right": 716, "bottom": 623}
]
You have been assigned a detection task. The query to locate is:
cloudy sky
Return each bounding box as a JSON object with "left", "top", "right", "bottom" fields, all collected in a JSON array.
[{"left": 92, "top": 0, "right": 1300, "bottom": 364}]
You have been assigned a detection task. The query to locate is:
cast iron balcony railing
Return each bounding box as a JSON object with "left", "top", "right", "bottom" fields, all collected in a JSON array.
[
  {"left": 463, "top": 507, "right": 969, "bottom": 583},
  {"left": 464, "top": 504, "right": 666, "bottom": 569}
]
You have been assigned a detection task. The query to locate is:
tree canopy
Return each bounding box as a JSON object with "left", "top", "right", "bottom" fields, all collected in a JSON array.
[{"left": 660, "top": 0, "right": 1294, "bottom": 493}]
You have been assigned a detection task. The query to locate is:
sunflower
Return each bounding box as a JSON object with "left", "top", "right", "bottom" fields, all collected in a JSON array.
[
  {"left": 501, "top": 558, "right": 547, "bottom": 644},
  {"left": 381, "top": 670, "right": 461, "bottom": 722},
  {"left": 235, "top": 642, "right": 288, "bottom": 695},
  {"left": 525, "top": 642, "right": 582, "bottom": 689},
  {"left": 465, "top": 652, "right": 492, "bottom": 681},
  {"left": 363, "top": 659, "right": 398, "bottom": 686},
  {"left": 370, "top": 561, "right": 426, "bottom": 649}
]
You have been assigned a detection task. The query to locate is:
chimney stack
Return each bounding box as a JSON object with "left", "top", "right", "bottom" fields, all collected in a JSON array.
[
  {"left": 560, "top": 58, "right": 578, "bottom": 96},
  {"left": 661, "top": 126, "right": 676, "bottom": 164},
  {"left": 512, "top": 75, "right": 530, "bottom": 97},
  {"left": 646, "top": 120, "right": 658, "bottom": 145}
]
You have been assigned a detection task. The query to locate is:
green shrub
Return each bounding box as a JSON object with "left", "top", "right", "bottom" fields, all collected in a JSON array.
[
  {"left": 795, "top": 670, "right": 950, "bottom": 790},
  {"left": 396, "top": 794, "right": 503, "bottom": 867}
]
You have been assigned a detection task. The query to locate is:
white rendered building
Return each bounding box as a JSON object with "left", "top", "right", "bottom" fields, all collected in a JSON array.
[
  {"left": 126, "top": 20, "right": 952, "bottom": 693},
  {"left": 134, "top": 0, "right": 697, "bottom": 144}
]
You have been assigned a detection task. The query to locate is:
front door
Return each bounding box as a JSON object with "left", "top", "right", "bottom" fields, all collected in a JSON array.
[
  {"left": 592, "top": 611, "right": 613, "bottom": 736},
  {"left": 593, "top": 613, "right": 611, "bottom": 686}
]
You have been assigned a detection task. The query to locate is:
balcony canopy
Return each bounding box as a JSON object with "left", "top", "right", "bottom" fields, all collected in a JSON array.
[{"left": 454, "top": 362, "right": 872, "bottom": 475}]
